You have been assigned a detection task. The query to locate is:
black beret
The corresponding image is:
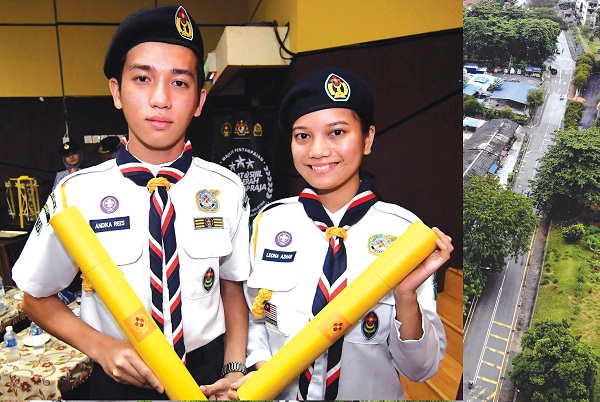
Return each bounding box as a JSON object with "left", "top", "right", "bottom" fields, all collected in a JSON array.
[
  {"left": 278, "top": 68, "right": 374, "bottom": 133},
  {"left": 97, "top": 136, "right": 121, "bottom": 154},
  {"left": 59, "top": 140, "right": 80, "bottom": 156},
  {"left": 103, "top": 5, "right": 204, "bottom": 79}
]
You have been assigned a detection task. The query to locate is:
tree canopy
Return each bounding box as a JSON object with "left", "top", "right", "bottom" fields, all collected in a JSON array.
[
  {"left": 527, "top": 87, "right": 544, "bottom": 117},
  {"left": 529, "top": 128, "right": 600, "bottom": 217},
  {"left": 464, "top": 95, "right": 484, "bottom": 117},
  {"left": 464, "top": 0, "right": 561, "bottom": 66},
  {"left": 509, "top": 319, "right": 598, "bottom": 402},
  {"left": 463, "top": 175, "right": 538, "bottom": 300}
]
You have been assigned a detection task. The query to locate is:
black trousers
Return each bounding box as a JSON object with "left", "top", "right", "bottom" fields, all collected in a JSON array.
[{"left": 88, "top": 333, "right": 224, "bottom": 400}]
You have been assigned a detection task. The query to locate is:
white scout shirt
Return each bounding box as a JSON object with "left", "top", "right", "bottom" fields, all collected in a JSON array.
[
  {"left": 13, "top": 157, "right": 250, "bottom": 352},
  {"left": 245, "top": 197, "right": 446, "bottom": 400}
]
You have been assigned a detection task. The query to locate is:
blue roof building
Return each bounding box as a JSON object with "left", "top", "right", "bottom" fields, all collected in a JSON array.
[{"left": 489, "top": 82, "right": 537, "bottom": 105}]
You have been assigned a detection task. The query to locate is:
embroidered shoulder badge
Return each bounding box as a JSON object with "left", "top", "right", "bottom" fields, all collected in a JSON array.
[
  {"left": 362, "top": 310, "right": 379, "bottom": 340},
  {"left": 196, "top": 189, "right": 220, "bottom": 212},
  {"left": 325, "top": 73, "right": 351, "bottom": 101},
  {"left": 203, "top": 267, "right": 215, "bottom": 292},
  {"left": 175, "top": 6, "right": 193, "bottom": 41},
  {"left": 368, "top": 234, "right": 397, "bottom": 256}
]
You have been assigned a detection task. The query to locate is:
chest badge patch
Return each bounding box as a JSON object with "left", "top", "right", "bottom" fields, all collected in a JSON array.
[
  {"left": 196, "top": 189, "right": 220, "bottom": 212},
  {"left": 194, "top": 217, "right": 223, "bottom": 229},
  {"left": 203, "top": 267, "right": 215, "bottom": 292},
  {"left": 264, "top": 302, "right": 277, "bottom": 326},
  {"left": 368, "top": 234, "right": 397, "bottom": 256},
  {"left": 275, "top": 231, "right": 292, "bottom": 247},
  {"left": 362, "top": 310, "right": 379, "bottom": 340},
  {"left": 100, "top": 196, "right": 119, "bottom": 214}
]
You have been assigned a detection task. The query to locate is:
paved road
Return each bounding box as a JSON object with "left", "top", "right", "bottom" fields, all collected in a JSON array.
[{"left": 463, "top": 30, "right": 575, "bottom": 402}]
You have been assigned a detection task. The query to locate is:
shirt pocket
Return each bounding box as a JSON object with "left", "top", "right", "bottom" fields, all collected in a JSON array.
[
  {"left": 93, "top": 230, "right": 146, "bottom": 305},
  {"left": 344, "top": 292, "right": 394, "bottom": 345},
  {"left": 247, "top": 269, "right": 305, "bottom": 341},
  {"left": 181, "top": 229, "right": 233, "bottom": 299}
]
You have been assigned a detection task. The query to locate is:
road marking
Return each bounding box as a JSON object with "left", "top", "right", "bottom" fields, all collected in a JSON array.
[
  {"left": 482, "top": 360, "right": 502, "bottom": 370},
  {"left": 487, "top": 346, "right": 505, "bottom": 356},
  {"left": 494, "top": 321, "right": 511, "bottom": 329},
  {"left": 490, "top": 333, "right": 508, "bottom": 342},
  {"left": 479, "top": 375, "right": 499, "bottom": 385}
]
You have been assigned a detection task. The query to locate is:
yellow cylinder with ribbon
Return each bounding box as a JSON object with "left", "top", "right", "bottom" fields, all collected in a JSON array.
[
  {"left": 237, "top": 220, "right": 439, "bottom": 400},
  {"left": 49, "top": 205, "right": 206, "bottom": 400}
]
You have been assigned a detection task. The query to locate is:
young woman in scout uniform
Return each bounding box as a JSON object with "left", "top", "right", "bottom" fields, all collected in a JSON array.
[{"left": 230, "top": 67, "right": 453, "bottom": 400}]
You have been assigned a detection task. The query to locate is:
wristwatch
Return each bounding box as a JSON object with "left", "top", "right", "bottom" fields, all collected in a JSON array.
[{"left": 222, "top": 361, "right": 247, "bottom": 377}]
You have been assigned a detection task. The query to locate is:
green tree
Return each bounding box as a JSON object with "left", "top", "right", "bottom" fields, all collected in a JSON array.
[
  {"left": 563, "top": 100, "right": 585, "bottom": 130},
  {"left": 577, "top": 53, "right": 595, "bottom": 70},
  {"left": 529, "top": 127, "right": 600, "bottom": 217},
  {"left": 497, "top": 106, "right": 514, "bottom": 119},
  {"left": 464, "top": 96, "right": 484, "bottom": 117},
  {"left": 529, "top": 0, "right": 561, "bottom": 8},
  {"left": 487, "top": 78, "right": 504, "bottom": 92},
  {"left": 509, "top": 319, "right": 598, "bottom": 402},
  {"left": 530, "top": 7, "right": 567, "bottom": 30},
  {"left": 463, "top": 175, "right": 538, "bottom": 276},
  {"left": 513, "top": 18, "right": 561, "bottom": 65},
  {"left": 585, "top": 234, "right": 600, "bottom": 255},
  {"left": 562, "top": 223, "right": 586, "bottom": 242},
  {"left": 575, "top": 70, "right": 592, "bottom": 90},
  {"left": 463, "top": 1, "right": 560, "bottom": 66},
  {"left": 527, "top": 87, "right": 544, "bottom": 117},
  {"left": 463, "top": 260, "right": 486, "bottom": 313}
]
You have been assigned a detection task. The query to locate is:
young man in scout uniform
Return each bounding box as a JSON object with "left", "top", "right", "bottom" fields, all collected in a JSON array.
[{"left": 13, "top": 6, "right": 250, "bottom": 399}]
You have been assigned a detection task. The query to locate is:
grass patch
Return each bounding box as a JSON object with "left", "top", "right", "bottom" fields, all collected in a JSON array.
[{"left": 534, "top": 224, "right": 600, "bottom": 400}]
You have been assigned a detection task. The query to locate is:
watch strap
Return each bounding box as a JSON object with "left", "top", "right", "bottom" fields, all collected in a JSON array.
[{"left": 222, "top": 361, "right": 247, "bottom": 377}]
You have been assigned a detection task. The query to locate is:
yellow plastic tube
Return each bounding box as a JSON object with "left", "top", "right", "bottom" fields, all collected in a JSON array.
[
  {"left": 237, "top": 220, "right": 439, "bottom": 400},
  {"left": 50, "top": 206, "right": 206, "bottom": 400}
]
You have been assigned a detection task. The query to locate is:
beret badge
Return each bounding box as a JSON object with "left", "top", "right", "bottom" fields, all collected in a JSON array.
[
  {"left": 175, "top": 6, "right": 193, "bottom": 41},
  {"left": 325, "top": 73, "right": 351, "bottom": 102}
]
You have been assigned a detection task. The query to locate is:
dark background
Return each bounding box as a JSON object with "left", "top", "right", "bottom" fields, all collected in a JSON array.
[{"left": 0, "top": 28, "right": 462, "bottom": 271}]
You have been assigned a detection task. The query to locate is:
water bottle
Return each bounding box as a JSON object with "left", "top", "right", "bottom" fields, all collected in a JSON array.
[
  {"left": 29, "top": 322, "right": 45, "bottom": 353},
  {"left": 4, "top": 326, "right": 21, "bottom": 366}
]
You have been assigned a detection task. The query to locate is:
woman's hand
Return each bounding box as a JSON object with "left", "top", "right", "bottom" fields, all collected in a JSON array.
[
  {"left": 393, "top": 227, "right": 453, "bottom": 340},
  {"left": 395, "top": 227, "right": 453, "bottom": 297}
]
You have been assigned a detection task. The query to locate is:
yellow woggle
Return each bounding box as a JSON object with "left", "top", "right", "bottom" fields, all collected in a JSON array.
[
  {"left": 49, "top": 206, "right": 206, "bottom": 400},
  {"left": 237, "top": 220, "right": 439, "bottom": 400}
]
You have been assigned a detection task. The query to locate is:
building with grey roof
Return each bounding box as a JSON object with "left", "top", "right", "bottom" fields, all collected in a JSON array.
[{"left": 463, "top": 118, "right": 522, "bottom": 183}]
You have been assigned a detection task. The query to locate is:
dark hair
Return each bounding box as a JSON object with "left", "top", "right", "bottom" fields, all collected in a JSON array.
[{"left": 350, "top": 110, "right": 375, "bottom": 136}]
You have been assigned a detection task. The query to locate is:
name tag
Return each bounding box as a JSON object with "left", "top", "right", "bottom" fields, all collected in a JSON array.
[
  {"left": 90, "top": 216, "right": 130, "bottom": 233},
  {"left": 262, "top": 248, "right": 296, "bottom": 263}
]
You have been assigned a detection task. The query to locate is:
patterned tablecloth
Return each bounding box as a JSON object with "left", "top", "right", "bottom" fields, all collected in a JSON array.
[
  {"left": 0, "top": 289, "right": 92, "bottom": 400},
  {"left": 0, "top": 288, "right": 27, "bottom": 333}
]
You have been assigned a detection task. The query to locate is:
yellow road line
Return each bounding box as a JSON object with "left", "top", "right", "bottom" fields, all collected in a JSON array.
[
  {"left": 482, "top": 360, "right": 502, "bottom": 370},
  {"left": 478, "top": 375, "right": 499, "bottom": 385},
  {"left": 486, "top": 347, "right": 506, "bottom": 356},
  {"left": 490, "top": 333, "right": 508, "bottom": 342}
]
